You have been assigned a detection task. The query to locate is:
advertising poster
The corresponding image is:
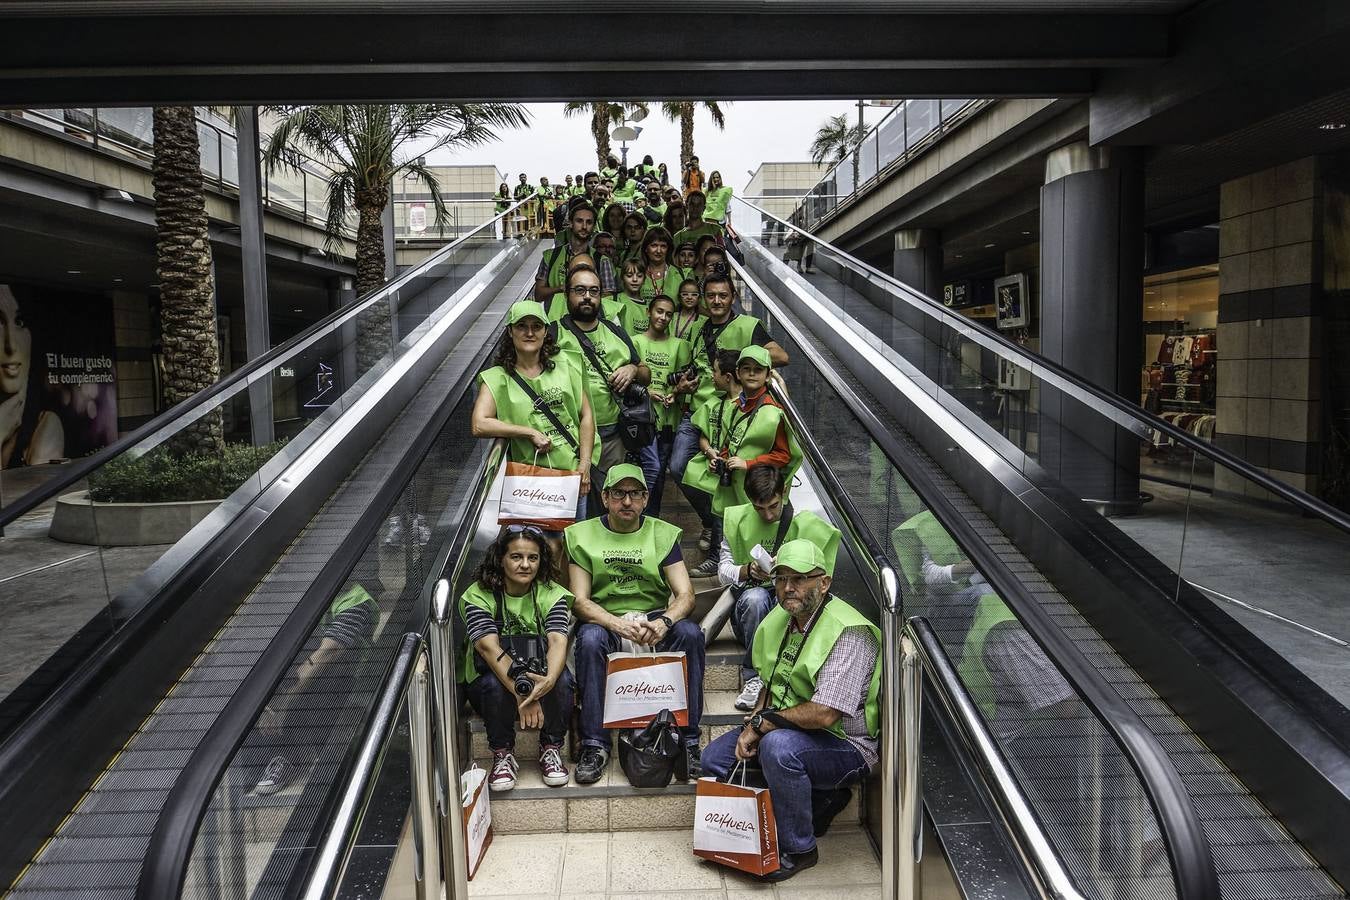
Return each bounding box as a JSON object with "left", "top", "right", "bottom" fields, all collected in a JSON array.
[{"left": 1, "top": 283, "right": 118, "bottom": 468}]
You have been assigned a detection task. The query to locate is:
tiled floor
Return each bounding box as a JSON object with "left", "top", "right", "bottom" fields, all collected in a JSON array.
[{"left": 466, "top": 827, "right": 883, "bottom": 899}]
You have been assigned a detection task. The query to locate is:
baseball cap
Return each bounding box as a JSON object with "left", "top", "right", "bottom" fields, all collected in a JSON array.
[
  {"left": 507, "top": 300, "right": 548, "bottom": 325},
  {"left": 602, "top": 463, "right": 648, "bottom": 491},
  {"left": 737, "top": 345, "right": 772, "bottom": 369},
  {"left": 772, "top": 539, "right": 826, "bottom": 576}
]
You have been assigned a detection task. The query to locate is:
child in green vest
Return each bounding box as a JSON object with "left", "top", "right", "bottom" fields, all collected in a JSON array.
[
  {"left": 632, "top": 295, "right": 694, "bottom": 517},
  {"left": 616, "top": 257, "right": 650, "bottom": 337},
  {"left": 717, "top": 465, "right": 842, "bottom": 711},
  {"left": 460, "top": 525, "right": 575, "bottom": 792},
  {"left": 670, "top": 278, "right": 707, "bottom": 343}
]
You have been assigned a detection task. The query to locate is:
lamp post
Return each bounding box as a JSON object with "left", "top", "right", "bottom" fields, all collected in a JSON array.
[{"left": 611, "top": 107, "right": 648, "bottom": 167}]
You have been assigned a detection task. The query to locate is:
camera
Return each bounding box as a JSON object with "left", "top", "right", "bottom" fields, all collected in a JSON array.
[
  {"left": 621, "top": 383, "right": 649, "bottom": 407},
  {"left": 708, "top": 261, "right": 730, "bottom": 278},
  {"left": 710, "top": 456, "right": 734, "bottom": 488},
  {"left": 498, "top": 635, "right": 548, "bottom": 697},
  {"left": 666, "top": 362, "right": 698, "bottom": 387}
]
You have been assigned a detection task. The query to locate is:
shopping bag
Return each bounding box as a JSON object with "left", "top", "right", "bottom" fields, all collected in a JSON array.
[
  {"left": 496, "top": 456, "right": 581, "bottom": 532},
  {"left": 602, "top": 650, "right": 689, "bottom": 729},
  {"left": 693, "top": 762, "right": 779, "bottom": 875},
  {"left": 618, "top": 708, "right": 683, "bottom": 788},
  {"left": 461, "top": 764, "right": 493, "bottom": 880}
]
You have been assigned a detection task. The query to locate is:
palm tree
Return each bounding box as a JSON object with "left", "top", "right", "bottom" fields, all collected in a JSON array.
[
  {"left": 563, "top": 102, "right": 649, "bottom": 169},
  {"left": 152, "top": 106, "right": 223, "bottom": 454},
  {"left": 809, "top": 113, "right": 868, "bottom": 171},
  {"left": 660, "top": 102, "right": 728, "bottom": 174},
  {"left": 262, "top": 105, "right": 528, "bottom": 369}
]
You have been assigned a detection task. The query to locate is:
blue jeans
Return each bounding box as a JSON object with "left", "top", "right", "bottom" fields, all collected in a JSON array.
[
  {"left": 637, "top": 428, "right": 675, "bottom": 518},
  {"left": 702, "top": 727, "right": 868, "bottom": 854},
  {"left": 575, "top": 619, "right": 706, "bottom": 749},
  {"left": 465, "top": 669, "right": 576, "bottom": 752},
  {"left": 669, "top": 414, "right": 717, "bottom": 530},
  {"left": 730, "top": 585, "right": 777, "bottom": 682}
]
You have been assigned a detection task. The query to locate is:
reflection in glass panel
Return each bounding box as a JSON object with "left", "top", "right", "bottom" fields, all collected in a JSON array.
[
  {"left": 941, "top": 99, "right": 970, "bottom": 121},
  {"left": 97, "top": 108, "right": 155, "bottom": 155},
  {"left": 859, "top": 134, "right": 877, "bottom": 185},
  {"left": 877, "top": 106, "right": 907, "bottom": 169},
  {"left": 197, "top": 120, "right": 221, "bottom": 181},
  {"left": 905, "top": 99, "right": 939, "bottom": 149},
  {"left": 219, "top": 131, "right": 240, "bottom": 187},
  {"left": 835, "top": 156, "right": 855, "bottom": 198}
]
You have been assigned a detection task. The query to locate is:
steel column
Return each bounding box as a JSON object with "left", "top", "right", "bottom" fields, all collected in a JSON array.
[{"left": 234, "top": 106, "right": 274, "bottom": 446}]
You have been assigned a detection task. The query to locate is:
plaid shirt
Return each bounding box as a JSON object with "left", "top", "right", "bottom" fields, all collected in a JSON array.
[{"left": 811, "top": 625, "right": 881, "bottom": 770}]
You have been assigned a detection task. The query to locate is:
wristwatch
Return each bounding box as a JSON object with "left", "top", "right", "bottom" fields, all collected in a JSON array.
[
  {"left": 655, "top": 614, "right": 674, "bottom": 630},
  {"left": 749, "top": 711, "right": 769, "bottom": 735}
]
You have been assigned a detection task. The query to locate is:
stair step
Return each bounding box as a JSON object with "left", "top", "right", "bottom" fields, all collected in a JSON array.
[{"left": 477, "top": 755, "right": 861, "bottom": 835}]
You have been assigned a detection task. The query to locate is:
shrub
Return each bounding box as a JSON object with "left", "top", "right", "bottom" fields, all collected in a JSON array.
[{"left": 88, "top": 440, "right": 289, "bottom": 504}]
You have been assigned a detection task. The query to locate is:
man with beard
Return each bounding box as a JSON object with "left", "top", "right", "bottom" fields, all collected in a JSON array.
[
  {"left": 551, "top": 265, "right": 649, "bottom": 473},
  {"left": 533, "top": 201, "right": 616, "bottom": 303},
  {"left": 700, "top": 539, "right": 881, "bottom": 883}
]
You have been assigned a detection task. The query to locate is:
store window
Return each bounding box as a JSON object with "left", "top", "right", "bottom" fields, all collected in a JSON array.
[{"left": 1141, "top": 264, "right": 1219, "bottom": 486}]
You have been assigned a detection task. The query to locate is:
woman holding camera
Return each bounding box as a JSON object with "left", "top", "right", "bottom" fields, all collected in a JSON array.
[
  {"left": 460, "top": 524, "right": 576, "bottom": 791},
  {"left": 632, "top": 294, "right": 695, "bottom": 517}
]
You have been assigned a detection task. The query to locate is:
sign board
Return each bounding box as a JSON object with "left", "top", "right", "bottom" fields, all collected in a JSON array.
[{"left": 409, "top": 202, "right": 427, "bottom": 235}]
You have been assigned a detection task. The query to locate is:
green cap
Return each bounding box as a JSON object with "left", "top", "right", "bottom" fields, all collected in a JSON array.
[
  {"left": 507, "top": 300, "right": 548, "bottom": 325},
  {"left": 602, "top": 463, "right": 648, "bottom": 491},
  {"left": 737, "top": 345, "right": 772, "bottom": 369},
  {"left": 772, "top": 539, "right": 826, "bottom": 575}
]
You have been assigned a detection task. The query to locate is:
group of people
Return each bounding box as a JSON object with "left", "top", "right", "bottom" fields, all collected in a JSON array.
[
  {"left": 462, "top": 151, "right": 882, "bottom": 881},
  {"left": 493, "top": 154, "right": 732, "bottom": 245}
]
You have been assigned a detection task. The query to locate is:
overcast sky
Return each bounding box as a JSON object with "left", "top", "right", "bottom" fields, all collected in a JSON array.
[{"left": 415, "top": 101, "right": 894, "bottom": 193}]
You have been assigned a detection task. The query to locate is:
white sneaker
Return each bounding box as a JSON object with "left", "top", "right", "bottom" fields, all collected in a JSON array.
[
  {"left": 539, "top": 745, "right": 570, "bottom": 787},
  {"left": 735, "top": 677, "right": 764, "bottom": 711},
  {"left": 489, "top": 750, "right": 518, "bottom": 792}
]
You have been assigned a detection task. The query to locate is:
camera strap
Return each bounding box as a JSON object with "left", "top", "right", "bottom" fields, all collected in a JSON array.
[
  {"left": 770, "top": 503, "right": 795, "bottom": 555},
  {"left": 493, "top": 586, "right": 542, "bottom": 635},
  {"left": 562, "top": 317, "right": 639, "bottom": 403},
  {"left": 507, "top": 369, "right": 580, "bottom": 452},
  {"left": 699, "top": 317, "right": 733, "bottom": 370}
]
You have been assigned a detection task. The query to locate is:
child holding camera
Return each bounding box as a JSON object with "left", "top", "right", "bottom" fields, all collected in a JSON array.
[{"left": 460, "top": 524, "right": 576, "bottom": 792}]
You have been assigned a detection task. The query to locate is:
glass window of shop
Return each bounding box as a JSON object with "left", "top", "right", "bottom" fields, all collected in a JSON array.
[{"left": 1141, "top": 263, "right": 1220, "bottom": 487}]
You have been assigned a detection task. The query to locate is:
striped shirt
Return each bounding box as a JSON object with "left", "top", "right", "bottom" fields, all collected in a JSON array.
[
  {"left": 322, "top": 602, "right": 377, "bottom": 649},
  {"left": 811, "top": 625, "right": 881, "bottom": 770},
  {"left": 464, "top": 596, "right": 570, "bottom": 645}
]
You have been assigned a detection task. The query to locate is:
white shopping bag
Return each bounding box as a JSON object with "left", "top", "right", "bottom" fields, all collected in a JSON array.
[
  {"left": 693, "top": 763, "right": 779, "bottom": 876},
  {"left": 602, "top": 650, "right": 689, "bottom": 729},
  {"left": 461, "top": 764, "right": 493, "bottom": 880},
  {"left": 496, "top": 457, "right": 581, "bottom": 531}
]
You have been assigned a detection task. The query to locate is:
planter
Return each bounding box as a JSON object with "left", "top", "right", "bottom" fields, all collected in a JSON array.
[{"left": 49, "top": 491, "right": 223, "bottom": 547}]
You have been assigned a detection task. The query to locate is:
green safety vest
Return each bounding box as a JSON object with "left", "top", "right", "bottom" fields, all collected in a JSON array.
[
  {"left": 633, "top": 333, "right": 692, "bottom": 430},
  {"left": 552, "top": 316, "right": 639, "bottom": 429},
  {"left": 674, "top": 223, "right": 723, "bottom": 248},
  {"left": 682, "top": 394, "right": 802, "bottom": 516},
  {"left": 600, "top": 166, "right": 618, "bottom": 181},
  {"left": 889, "top": 510, "right": 962, "bottom": 593},
  {"left": 670, "top": 310, "right": 707, "bottom": 343},
  {"left": 649, "top": 201, "right": 668, "bottom": 218},
  {"left": 543, "top": 241, "right": 597, "bottom": 290},
  {"left": 494, "top": 196, "right": 512, "bottom": 214},
  {"left": 635, "top": 164, "right": 658, "bottom": 179},
  {"left": 614, "top": 180, "right": 640, "bottom": 203},
  {"left": 752, "top": 597, "right": 883, "bottom": 740},
  {"left": 703, "top": 186, "right": 733, "bottom": 223},
  {"left": 478, "top": 356, "right": 600, "bottom": 469},
  {"left": 564, "top": 515, "right": 682, "bottom": 615},
  {"left": 690, "top": 315, "right": 765, "bottom": 409},
  {"left": 957, "top": 594, "right": 1016, "bottom": 719},
  {"left": 547, "top": 291, "right": 623, "bottom": 327},
  {"left": 458, "top": 580, "right": 573, "bottom": 683},
  {"left": 324, "top": 583, "right": 376, "bottom": 632},
  {"left": 724, "top": 504, "right": 841, "bottom": 578},
  {"left": 640, "top": 266, "right": 684, "bottom": 304},
  {"left": 514, "top": 184, "right": 536, "bottom": 202},
  {"left": 617, "top": 293, "right": 651, "bottom": 336}
]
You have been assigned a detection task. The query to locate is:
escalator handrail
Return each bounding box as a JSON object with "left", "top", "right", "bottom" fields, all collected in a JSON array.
[
  {"left": 0, "top": 194, "right": 536, "bottom": 530},
  {"left": 906, "top": 616, "right": 1087, "bottom": 900},
  {"left": 753, "top": 263, "right": 1220, "bottom": 900},
  {"left": 135, "top": 299, "right": 507, "bottom": 900},
  {"left": 735, "top": 196, "right": 1350, "bottom": 537}
]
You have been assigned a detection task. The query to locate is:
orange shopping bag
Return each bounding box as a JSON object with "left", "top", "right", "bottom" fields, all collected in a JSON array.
[
  {"left": 602, "top": 650, "right": 690, "bottom": 729},
  {"left": 461, "top": 764, "right": 493, "bottom": 880},
  {"left": 693, "top": 762, "right": 779, "bottom": 876},
  {"left": 496, "top": 456, "right": 581, "bottom": 532}
]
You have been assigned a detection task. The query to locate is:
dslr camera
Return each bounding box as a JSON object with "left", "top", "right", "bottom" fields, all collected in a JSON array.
[
  {"left": 666, "top": 362, "right": 699, "bottom": 387},
  {"left": 710, "top": 455, "right": 734, "bottom": 488},
  {"left": 497, "top": 635, "right": 548, "bottom": 697},
  {"left": 708, "top": 261, "right": 730, "bottom": 278},
  {"left": 621, "top": 382, "right": 649, "bottom": 406}
]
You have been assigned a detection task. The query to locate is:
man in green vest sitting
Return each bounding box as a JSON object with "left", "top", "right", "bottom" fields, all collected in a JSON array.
[
  {"left": 716, "top": 466, "right": 841, "bottom": 712},
  {"left": 567, "top": 464, "right": 704, "bottom": 785},
  {"left": 701, "top": 540, "right": 881, "bottom": 883}
]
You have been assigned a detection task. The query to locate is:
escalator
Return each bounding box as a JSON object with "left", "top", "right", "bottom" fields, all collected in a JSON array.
[
  {"left": 731, "top": 197, "right": 1350, "bottom": 898},
  {"left": 0, "top": 201, "right": 545, "bottom": 897}
]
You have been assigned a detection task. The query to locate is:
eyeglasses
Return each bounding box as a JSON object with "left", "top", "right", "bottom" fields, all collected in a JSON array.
[
  {"left": 505, "top": 524, "right": 545, "bottom": 537},
  {"left": 605, "top": 488, "right": 648, "bottom": 501},
  {"left": 569, "top": 285, "right": 603, "bottom": 296},
  {"left": 772, "top": 572, "right": 824, "bottom": 589}
]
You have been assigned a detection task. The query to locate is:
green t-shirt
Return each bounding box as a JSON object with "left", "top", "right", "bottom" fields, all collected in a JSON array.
[
  {"left": 675, "top": 223, "right": 724, "bottom": 248},
  {"left": 634, "top": 333, "right": 693, "bottom": 430},
  {"left": 458, "top": 579, "right": 573, "bottom": 683},
  {"left": 640, "top": 266, "right": 684, "bottom": 304},
  {"left": 617, "top": 293, "right": 651, "bottom": 337},
  {"left": 478, "top": 355, "right": 600, "bottom": 469},
  {"left": 564, "top": 515, "right": 683, "bottom": 615},
  {"left": 553, "top": 317, "right": 639, "bottom": 429},
  {"left": 703, "top": 186, "right": 733, "bottom": 223}
]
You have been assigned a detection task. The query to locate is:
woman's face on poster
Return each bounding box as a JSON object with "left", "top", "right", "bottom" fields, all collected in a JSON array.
[{"left": 0, "top": 286, "right": 33, "bottom": 397}]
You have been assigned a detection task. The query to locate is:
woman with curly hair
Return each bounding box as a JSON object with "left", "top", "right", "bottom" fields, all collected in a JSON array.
[
  {"left": 471, "top": 299, "right": 596, "bottom": 505},
  {"left": 458, "top": 523, "right": 575, "bottom": 791}
]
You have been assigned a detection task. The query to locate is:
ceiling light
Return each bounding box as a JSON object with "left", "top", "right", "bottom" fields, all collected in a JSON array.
[
  {"left": 99, "top": 188, "right": 134, "bottom": 203},
  {"left": 953, "top": 253, "right": 963, "bottom": 259},
  {"left": 1319, "top": 122, "right": 1347, "bottom": 131},
  {"left": 292, "top": 307, "right": 304, "bottom": 312},
  {"left": 984, "top": 243, "right": 996, "bottom": 249},
  {"left": 67, "top": 269, "right": 81, "bottom": 275},
  {"left": 112, "top": 277, "right": 123, "bottom": 283},
  {"left": 1021, "top": 231, "right": 1032, "bottom": 236}
]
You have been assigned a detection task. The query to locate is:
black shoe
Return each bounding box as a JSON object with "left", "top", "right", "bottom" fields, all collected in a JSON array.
[
  {"left": 812, "top": 787, "right": 852, "bottom": 837},
  {"left": 760, "top": 846, "right": 819, "bottom": 882},
  {"left": 575, "top": 746, "right": 609, "bottom": 785},
  {"left": 254, "top": 755, "right": 296, "bottom": 796},
  {"left": 682, "top": 743, "right": 703, "bottom": 780}
]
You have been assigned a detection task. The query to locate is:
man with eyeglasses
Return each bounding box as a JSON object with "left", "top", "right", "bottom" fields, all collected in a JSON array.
[
  {"left": 533, "top": 200, "right": 617, "bottom": 304},
  {"left": 552, "top": 265, "right": 649, "bottom": 473},
  {"left": 566, "top": 464, "right": 704, "bottom": 784},
  {"left": 700, "top": 539, "right": 881, "bottom": 883}
]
